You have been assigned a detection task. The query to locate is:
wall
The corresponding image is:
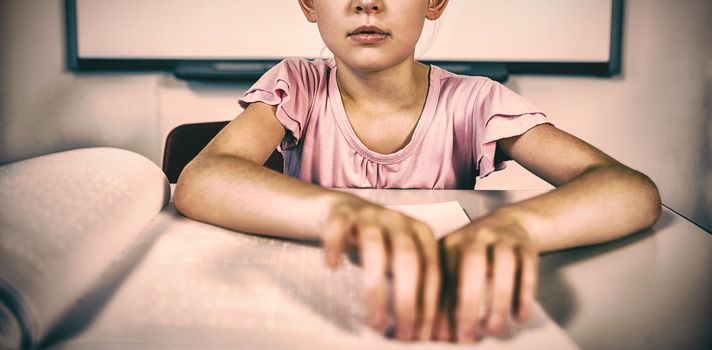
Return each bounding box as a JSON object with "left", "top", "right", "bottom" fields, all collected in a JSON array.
[{"left": 1, "top": 0, "right": 710, "bottom": 231}]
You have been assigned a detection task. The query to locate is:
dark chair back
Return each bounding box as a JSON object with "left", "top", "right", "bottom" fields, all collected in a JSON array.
[{"left": 162, "top": 121, "right": 283, "bottom": 183}]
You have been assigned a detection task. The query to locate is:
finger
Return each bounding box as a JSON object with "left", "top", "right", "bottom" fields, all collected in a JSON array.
[
  {"left": 435, "top": 238, "right": 457, "bottom": 342},
  {"left": 516, "top": 247, "right": 538, "bottom": 321},
  {"left": 411, "top": 222, "right": 440, "bottom": 341},
  {"left": 486, "top": 243, "right": 517, "bottom": 336},
  {"left": 389, "top": 229, "right": 420, "bottom": 341},
  {"left": 358, "top": 224, "right": 388, "bottom": 332},
  {"left": 321, "top": 212, "right": 353, "bottom": 269},
  {"left": 456, "top": 241, "right": 487, "bottom": 342},
  {"left": 434, "top": 309, "right": 453, "bottom": 342}
]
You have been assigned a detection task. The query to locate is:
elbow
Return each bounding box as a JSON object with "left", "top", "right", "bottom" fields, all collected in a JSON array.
[
  {"left": 594, "top": 163, "right": 662, "bottom": 232},
  {"left": 644, "top": 176, "right": 662, "bottom": 229},
  {"left": 173, "top": 183, "right": 189, "bottom": 217},
  {"left": 628, "top": 168, "right": 662, "bottom": 230},
  {"left": 173, "top": 159, "right": 200, "bottom": 218}
]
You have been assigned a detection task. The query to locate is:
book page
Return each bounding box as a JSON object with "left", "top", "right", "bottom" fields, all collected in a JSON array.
[
  {"left": 0, "top": 148, "right": 170, "bottom": 346},
  {"left": 387, "top": 201, "right": 470, "bottom": 239},
  {"left": 59, "top": 202, "right": 578, "bottom": 349}
]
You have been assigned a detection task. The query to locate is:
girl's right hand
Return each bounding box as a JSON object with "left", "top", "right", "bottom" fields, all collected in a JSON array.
[{"left": 320, "top": 193, "right": 441, "bottom": 341}]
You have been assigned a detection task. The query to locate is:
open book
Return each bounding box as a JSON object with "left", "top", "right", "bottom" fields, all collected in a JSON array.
[{"left": 0, "top": 147, "right": 578, "bottom": 349}]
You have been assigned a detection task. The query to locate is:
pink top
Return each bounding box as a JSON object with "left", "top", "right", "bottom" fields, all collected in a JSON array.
[{"left": 238, "top": 58, "right": 548, "bottom": 189}]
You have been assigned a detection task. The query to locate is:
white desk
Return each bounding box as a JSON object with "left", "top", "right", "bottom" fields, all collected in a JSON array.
[
  {"left": 341, "top": 189, "right": 712, "bottom": 349},
  {"left": 54, "top": 187, "right": 711, "bottom": 349}
]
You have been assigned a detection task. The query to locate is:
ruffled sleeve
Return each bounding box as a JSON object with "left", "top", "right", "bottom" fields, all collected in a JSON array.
[
  {"left": 238, "top": 58, "right": 320, "bottom": 150},
  {"left": 473, "top": 79, "right": 550, "bottom": 178}
]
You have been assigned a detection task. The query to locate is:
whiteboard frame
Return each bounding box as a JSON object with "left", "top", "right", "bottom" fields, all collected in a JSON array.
[{"left": 64, "top": 0, "right": 623, "bottom": 82}]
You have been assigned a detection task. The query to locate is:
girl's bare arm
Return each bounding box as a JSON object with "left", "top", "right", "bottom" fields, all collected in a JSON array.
[
  {"left": 496, "top": 123, "right": 661, "bottom": 252},
  {"left": 440, "top": 123, "right": 661, "bottom": 342},
  {"left": 174, "top": 102, "right": 333, "bottom": 240},
  {"left": 174, "top": 102, "right": 440, "bottom": 341}
]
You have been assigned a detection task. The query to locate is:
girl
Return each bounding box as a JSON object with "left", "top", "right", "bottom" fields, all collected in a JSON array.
[{"left": 174, "top": 0, "right": 661, "bottom": 343}]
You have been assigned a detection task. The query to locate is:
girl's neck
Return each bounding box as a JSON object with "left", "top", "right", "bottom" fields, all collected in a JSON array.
[{"left": 334, "top": 58, "right": 430, "bottom": 114}]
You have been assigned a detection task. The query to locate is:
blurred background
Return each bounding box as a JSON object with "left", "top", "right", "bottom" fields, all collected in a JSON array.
[{"left": 1, "top": 0, "right": 710, "bottom": 232}]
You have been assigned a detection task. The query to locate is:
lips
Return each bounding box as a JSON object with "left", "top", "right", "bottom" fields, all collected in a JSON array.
[{"left": 348, "top": 25, "right": 389, "bottom": 43}]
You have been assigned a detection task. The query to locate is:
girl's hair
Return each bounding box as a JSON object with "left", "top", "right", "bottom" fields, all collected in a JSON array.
[
  {"left": 415, "top": 19, "right": 439, "bottom": 58},
  {"left": 319, "top": 45, "right": 332, "bottom": 60}
]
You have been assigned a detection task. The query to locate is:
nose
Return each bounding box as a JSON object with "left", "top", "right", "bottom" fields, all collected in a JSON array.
[{"left": 354, "top": 0, "right": 382, "bottom": 14}]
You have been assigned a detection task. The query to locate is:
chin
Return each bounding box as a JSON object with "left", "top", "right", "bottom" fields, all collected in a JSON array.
[{"left": 339, "top": 53, "right": 413, "bottom": 73}]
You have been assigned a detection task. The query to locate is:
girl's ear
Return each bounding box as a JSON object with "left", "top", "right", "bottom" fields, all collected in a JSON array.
[
  {"left": 298, "top": 0, "right": 317, "bottom": 23},
  {"left": 426, "top": 0, "right": 449, "bottom": 20}
]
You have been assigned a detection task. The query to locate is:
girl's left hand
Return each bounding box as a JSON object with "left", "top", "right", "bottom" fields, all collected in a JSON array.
[{"left": 433, "top": 209, "right": 539, "bottom": 342}]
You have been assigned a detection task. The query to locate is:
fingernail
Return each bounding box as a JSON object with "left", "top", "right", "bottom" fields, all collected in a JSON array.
[
  {"left": 518, "top": 303, "right": 530, "bottom": 320},
  {"left": 419, "top": 326, "right": 432, "bottom": 341},
  {"left": 436, "top": 320, "right": 452, "bottom": 342},
  {"left": 488, "top": 314, "right": 503, "bottom": 334},
  {"left": 457, "top": 325, "right": 475, "bottom": 342},
  {"left": 369, "top": 313, "right": 385, "bottom": 331},
  {"left": 522, "top": 295, "right": 533, "bottom": 319},
  {"left": 397, "top": 324, "right": 413, "bottom": 341},
  {"left": 328, "top": 252, "right": 339, "bottom": 268}
]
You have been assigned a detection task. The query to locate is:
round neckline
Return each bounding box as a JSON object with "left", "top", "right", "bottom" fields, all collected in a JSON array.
[{"left": 328, "top": 61, "right": 441, "bottom": 165}]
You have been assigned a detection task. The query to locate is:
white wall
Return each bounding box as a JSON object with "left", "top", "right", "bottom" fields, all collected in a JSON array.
[{"left": 1, "top": 0, "right": 710, "bottom": 231}]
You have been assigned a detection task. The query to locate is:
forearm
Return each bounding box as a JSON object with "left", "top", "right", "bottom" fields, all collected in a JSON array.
[
  {"left": 174, "top": 153, "right": 342, "bottom": 240},
  {"left": 496, "top": 164, "right": 662, "bottom": 252}
]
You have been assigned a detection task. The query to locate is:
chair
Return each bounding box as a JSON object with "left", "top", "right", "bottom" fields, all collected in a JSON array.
[{"left": 162, "top": 121, "right": 283, "bottom": 183}]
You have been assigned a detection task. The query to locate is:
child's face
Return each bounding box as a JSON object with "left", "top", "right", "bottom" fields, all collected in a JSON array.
[{"left": 299, "top": 0, "right": 446, "bottom": 72}]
